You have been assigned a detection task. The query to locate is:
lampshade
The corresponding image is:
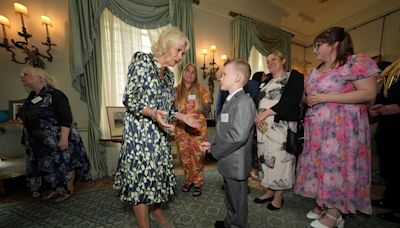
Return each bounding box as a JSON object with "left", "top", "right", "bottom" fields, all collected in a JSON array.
[
  {"left": 14, "top": 3, "right": 28, "bottom": 16},
  {"left": 41, "top": 15, "right": 52, "bottom": 27},
  {"left": 0, "top": 15, "right": 10, "bottom": 26}
]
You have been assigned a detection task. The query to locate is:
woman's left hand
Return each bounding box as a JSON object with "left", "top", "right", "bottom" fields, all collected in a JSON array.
[
  {"left": 58, "top": 137, "right": 69, "bottom": 151},
  {"left": 153, "top": 110, "right": 175, "bottom": 131},
  {"left": 307, "top": 93, "right": 325, "bottom": 107},
  {"left": 255, "top": 110, "right": 268, "bottom": 123},
  {"left": 181, "top": 113, "right": 201, "bottom": 129}
]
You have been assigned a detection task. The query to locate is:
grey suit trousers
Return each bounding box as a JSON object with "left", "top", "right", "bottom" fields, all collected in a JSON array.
[{"left": 223, "top": 177, "right": 249, "bottom": 228}]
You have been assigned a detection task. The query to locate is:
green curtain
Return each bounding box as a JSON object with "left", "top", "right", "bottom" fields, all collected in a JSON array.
[
  {"left": 231, "top": 16, "right": 292, "bottom": 70},
  {"left": 68, "top": 0, "right": 195, "bottom": 178},
  {"left": 170, "top": 0, "right": 196, "bottom": 77},
  {"left": 69, "top": 0, "right": 107, "bottom": 179}
]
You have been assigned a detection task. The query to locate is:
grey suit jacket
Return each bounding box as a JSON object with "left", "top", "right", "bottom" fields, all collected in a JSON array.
[{"left": 211, "top": 90, "right": 256, "bottom": 180}]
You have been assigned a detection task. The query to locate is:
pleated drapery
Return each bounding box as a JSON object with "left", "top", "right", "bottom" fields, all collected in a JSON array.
[
  {"left": 68, "top": 0, "right": 196, "bottom": 178},
  {"left": 231, "top": 16, "right": 292, "bottom": 70}
]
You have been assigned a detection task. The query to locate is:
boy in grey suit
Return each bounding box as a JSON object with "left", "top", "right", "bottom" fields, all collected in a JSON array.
[{"left": 201, "top": 59, "right": 256, "bottom": 228}]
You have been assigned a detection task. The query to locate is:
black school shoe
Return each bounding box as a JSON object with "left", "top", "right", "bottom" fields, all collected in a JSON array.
[{"left": 214, "top": 220, "right": 226, "bottom": 228}]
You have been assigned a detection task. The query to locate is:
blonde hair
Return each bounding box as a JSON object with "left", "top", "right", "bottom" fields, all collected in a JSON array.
[
  {"left": 21, "top": 66, "right": 56, "bottom": 88},
  {"left": 151, "top": 26, "right": 190, "bottom": 57},
  {"left": 175, "top": 64, "right": 203, "bottom": 112},
  {"left": 224, "top": 58, "right": 251, "bottom": 85},
  {"left": 381, "top": 58, "right": 400, "bottom": 97},
  {"left": 267, "top": 49, "right": 286, "bottom": 66}
]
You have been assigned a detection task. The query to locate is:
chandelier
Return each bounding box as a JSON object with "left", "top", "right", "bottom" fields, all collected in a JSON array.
[
  {"left": 200, "top": 45, "right": 227, "bottom": 104},
  {"left": 0, "top": 3, "right": 56, "bottom": 69}
]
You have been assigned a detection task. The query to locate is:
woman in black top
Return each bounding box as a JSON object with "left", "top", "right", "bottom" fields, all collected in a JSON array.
[
  {"left": 369, "top": 59, "right": 400, "bottom": 224},
  {"left": 17, "top": 67, "right": 90, "bottom": 203},
  {"left": 253, "top": 49, "right": 304, "bottom": 211}
]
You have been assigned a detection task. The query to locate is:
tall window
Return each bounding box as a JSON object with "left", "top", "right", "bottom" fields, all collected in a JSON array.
[
  {"left": 248, "top": 47, "right": 269, "bottom": 78},
  {"left": 99, "top": 8, "right": 173, "bottom": 139}
]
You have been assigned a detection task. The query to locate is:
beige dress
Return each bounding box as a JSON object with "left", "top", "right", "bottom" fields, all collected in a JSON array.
[{"left": 257, "top": 72, "right": 296, "bottom": 190}]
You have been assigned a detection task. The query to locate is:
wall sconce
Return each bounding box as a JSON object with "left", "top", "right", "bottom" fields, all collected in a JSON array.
[
  {"left": 0, "top": 3, "right": 56, "bottom": 69},
  {"left": 200, "top": 45, "right": 226, "bottom": 104}
]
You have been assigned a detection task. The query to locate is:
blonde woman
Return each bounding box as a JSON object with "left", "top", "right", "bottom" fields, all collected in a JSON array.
[
  {"left": 254, "top": 49, "right": 304, "bottom": 210},
  {"left": 113, "top": 26, "right": 200, "bottom": 228},
  {"left": 17, "top": 66, "right": 90, "bottom": 203},
  {"left": 174, "top": 63, "right": 210, "bottom": 197}
]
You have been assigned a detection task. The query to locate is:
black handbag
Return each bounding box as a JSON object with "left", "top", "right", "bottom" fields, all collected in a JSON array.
[
  {"left": 286, "top": 128, "right": 301, "bottom": 155},
  {"left": 285, "top": 104, "right": 306, "bottom": 156}
]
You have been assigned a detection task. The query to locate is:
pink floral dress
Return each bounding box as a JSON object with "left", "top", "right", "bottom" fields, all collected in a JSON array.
[{"left": 294, "top": 54, "right": 379, "bottom": 214}]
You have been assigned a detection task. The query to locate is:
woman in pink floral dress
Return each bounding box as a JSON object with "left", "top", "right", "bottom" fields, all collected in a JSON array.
[{"left": 294, "top": 27, "right": 379, "bottom": 228}]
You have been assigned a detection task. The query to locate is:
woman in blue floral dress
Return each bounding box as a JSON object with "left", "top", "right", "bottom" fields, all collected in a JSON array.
[
  {"left": 18, "top": 67, "right": 90, "bottom": 203},
  {"left": 113, "top": 26, "right": 199, "bottom": 228}
]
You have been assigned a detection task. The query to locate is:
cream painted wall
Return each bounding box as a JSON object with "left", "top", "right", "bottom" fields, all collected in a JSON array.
[
  {"left": 0, "top": 0, "right": 88, "bottom": 130},
  {"left": 192, "top": 6, "right": 231, "bottom": 117},
  {"left": 303, "top": 10, "right": 400, "bottom": 72},
  {"left": 0, "top": 0, "right": 89, "bottom": 152}
]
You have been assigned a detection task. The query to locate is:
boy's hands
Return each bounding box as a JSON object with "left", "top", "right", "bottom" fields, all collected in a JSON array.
[{"left": 199, "top": 141, "right": 211, "bottom": 153}]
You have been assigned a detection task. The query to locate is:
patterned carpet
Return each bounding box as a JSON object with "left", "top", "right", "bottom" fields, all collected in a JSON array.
[{"left": 0, "top": 169, "right": 397, "bottom": 228}]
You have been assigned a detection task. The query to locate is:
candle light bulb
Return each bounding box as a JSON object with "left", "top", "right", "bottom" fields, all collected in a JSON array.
[
  {"left": 0, "top": 15, "right": 10, "bottom": 26},
  {"left": 210, "top": 45, "right": 216, "bottom": 51},
  {"left": 221, "top": 54, "right": 227, "bottom": 61},
  {"left": 41, "top": 16, "right": 53, "bottom": 27},
  {"left": 202, "top": 48, "right": 208, "bottom": 55},
  {"left": 14, "top": 3, "right": 28, "bottom": 16}
]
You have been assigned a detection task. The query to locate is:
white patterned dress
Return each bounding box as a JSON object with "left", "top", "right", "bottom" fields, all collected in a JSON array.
[
  {"left": 257, "top": 72, "right": 296, "bottom": 190},
  {"left": 113, "top": 52, "right": 177, "bottom": 205}
]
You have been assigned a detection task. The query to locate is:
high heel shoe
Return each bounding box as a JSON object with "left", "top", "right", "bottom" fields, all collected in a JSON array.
[
  {"left": 310, "top": 213, "right": 344, "bottom": 228},
  {"left": 306, "top": 210, "right": 324, "bottom": 220}
]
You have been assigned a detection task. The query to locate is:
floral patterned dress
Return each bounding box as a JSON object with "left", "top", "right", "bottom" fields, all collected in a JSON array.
[
  {"left": 257, "top": 72, "right": 296, "bottom": 190},
  {"left": 113, "top": 52, "right": 177, "bottom": 205},
  {"left": 174, "top": 86, "right": 209, "bottom": 188},
  {"left": 294, "top": 54, "right": 379, "bottom": 214},
  {"left": 18, "top": 86, "right": 90, "bottom": 198}
]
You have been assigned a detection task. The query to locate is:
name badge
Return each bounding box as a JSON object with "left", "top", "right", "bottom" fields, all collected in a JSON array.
[
  {"left": 188, "top": 94, "right": 196, "bottom": 100},
  {"left": 31, "top": 96, "right": 43, "bottom": 104},
  {"left": 221, "top": 113, "right": 229, "bottom": 123}
]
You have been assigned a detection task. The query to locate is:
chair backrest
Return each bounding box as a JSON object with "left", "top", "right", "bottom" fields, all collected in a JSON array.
[{"left": 0, "top": 123, "right": 25, "bottom": 160}]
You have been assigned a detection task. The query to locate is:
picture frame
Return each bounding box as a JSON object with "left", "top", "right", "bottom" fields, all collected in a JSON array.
[
  {"left": 8, "top": 99, "right": 25, "bottom": 120},
  {"left": 106, "top": 106, "right": 126, "bottom": 138}
]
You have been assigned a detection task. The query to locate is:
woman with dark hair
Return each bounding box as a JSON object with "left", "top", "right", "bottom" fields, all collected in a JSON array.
[
  {"left": 295, "top": 27, "right": 379, "bottom": 228},
  {"left": 174, "top": 63, "right": 210, "bottom": 197}
]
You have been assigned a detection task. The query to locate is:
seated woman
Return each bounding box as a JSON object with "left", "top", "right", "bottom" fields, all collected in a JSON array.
[{"left": 17, "top": 66, "right": 90, "bottom": 202}]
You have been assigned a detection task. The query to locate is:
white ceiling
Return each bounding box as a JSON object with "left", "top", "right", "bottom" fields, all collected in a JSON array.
[{"left": 197, "top": 0, "right": 400, "bottom": 46}]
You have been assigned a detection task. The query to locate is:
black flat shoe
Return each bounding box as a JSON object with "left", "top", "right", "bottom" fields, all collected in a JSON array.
[
  {"left": 372, "top": 199, "right": 391, "bottom": 209},
  {"left": 377, "top": 211, "right": 400, "bottom": 224},
  {"left": 254, "top": 196, "right": 274, "bottom": 204},
  {"left": 214, "top": 220, "right": 226, "bottom": 228},
  {"left": 267, "top": 199, "right": 284, "bottom": 210}
]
